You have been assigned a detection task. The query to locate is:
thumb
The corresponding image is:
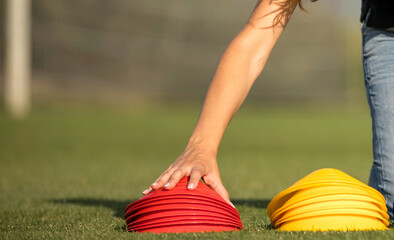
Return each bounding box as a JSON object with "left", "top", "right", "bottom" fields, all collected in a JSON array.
[{"left": 204, "top": 177, "right": 235, "bottom": 208}]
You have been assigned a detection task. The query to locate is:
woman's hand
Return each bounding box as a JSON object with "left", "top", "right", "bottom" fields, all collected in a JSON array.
[
  {"left": 142, "top": 141, "right": 232, "bottom": 207},
  {"left": 142, "top": 0, "right": 296, "bottom": 209}
]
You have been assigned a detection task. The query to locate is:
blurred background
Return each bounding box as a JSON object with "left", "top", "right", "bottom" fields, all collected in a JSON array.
[
  {"left": 0, "top": 0, "right": 364, "bottom": 112},
  {"left": 1, "top": 2, "right": 381, "bottom": 238}
]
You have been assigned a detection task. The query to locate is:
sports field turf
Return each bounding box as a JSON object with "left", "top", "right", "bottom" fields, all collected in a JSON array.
[{"left": 0, "top": 103, "right": 393, "bottom": 239}]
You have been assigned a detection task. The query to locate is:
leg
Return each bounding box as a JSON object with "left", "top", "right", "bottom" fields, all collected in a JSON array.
[{"left": 362, "top": 25, "right": 394, "bottom": 220}]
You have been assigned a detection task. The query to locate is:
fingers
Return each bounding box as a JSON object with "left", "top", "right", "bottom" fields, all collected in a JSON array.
[
  {"left": 187, "top": 169, "right": 202, "bottom": 190},
  {"left": 163, "top": 169, "right": 185, "bottom": 190},
  {"left": 143, "top": 168, "right": 200, "bottom": 194},
  {"left": 142, "top": 186, "right": 152, "bottom": 195},
  {"left": 151, "top": 172, "right": 171, "bottom": 190},
  {"left": 142, "top": 171, "right": 172, "bottom": 195}
]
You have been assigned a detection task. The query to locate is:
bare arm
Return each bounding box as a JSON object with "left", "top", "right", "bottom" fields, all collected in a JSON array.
[{"left": 143, "top": 0, "right": 298, "bottom": 205}]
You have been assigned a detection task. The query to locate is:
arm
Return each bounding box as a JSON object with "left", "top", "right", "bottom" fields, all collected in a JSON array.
[{"left": 143, "top": 0, "right": 298, "bottom": 205}]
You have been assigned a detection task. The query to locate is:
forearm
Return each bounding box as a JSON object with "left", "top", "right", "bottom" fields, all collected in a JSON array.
[
  {"left": 146, "top": 0, "right": 298, "bottom": 198},
  {"left": 188, "top": 1, "right": 296, "bottom": 153},
  {"left": 189, "top": 26, "right": 281, "bottom": 151}
]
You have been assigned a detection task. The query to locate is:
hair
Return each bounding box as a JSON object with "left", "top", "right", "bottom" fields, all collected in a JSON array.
[
  {"left": 254, "top": 0, "right": 318, "bottom": 28},
  {"left": 289, "top": 0, "right": 318, "bottom": 12}
]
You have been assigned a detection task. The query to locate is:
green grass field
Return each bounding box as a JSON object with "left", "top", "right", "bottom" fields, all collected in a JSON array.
[{"left": 0, "top": 103, "right": 393, "bottom": 239}]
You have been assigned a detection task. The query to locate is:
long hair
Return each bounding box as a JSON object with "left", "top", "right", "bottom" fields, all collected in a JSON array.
[{"left": 254, "top": 0, "right": 318, "bottom": 28}]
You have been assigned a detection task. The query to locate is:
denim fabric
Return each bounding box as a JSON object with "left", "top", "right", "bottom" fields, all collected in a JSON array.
[{"left": 362, "top": 23, "right": 394, "bottom": 220}]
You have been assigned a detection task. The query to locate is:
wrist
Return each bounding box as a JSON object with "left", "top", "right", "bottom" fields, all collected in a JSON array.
[{"left": 187, "top": 134, "right": 219, "bottom": 156}]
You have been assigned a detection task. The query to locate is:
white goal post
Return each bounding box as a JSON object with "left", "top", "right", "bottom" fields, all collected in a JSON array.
[{"left": 5, "top": 0, "right": 31, "bottom": 118}]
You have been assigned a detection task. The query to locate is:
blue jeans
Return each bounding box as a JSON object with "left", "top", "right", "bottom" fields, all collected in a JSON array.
[{"left": 362, "top": 24, "right": 394, "bottom": 220}]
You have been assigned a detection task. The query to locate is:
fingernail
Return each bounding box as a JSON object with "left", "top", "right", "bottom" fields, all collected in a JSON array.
[
  {"left": 230, "top": 202, "right": 236, "bottom": 208},
  {"left": 142, "top": 189, "right": 149, "bottom": 194},
  {"left": 151, "top": 183, "right": 158, "bottom": 187},
  {"left": 187, "top": 183, "right": 194, "bottom": 189},
  {"left": 164, "top": 183, "right": 170, "bottom": 188}
]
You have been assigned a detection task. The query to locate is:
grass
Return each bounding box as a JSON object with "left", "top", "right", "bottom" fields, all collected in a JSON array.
[{"left": 0, "top": 102, "right": 393, "bottom": 239}]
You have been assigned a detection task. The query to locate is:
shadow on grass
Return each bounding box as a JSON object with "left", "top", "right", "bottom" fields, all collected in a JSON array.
[
  {"left": 50, "top": 198, "right": 136, "bottom": 219},
  {"left": 50, "top": 198, "right": 271, "bottom": 219}
]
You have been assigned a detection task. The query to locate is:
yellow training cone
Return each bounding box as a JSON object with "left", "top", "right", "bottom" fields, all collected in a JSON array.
[{"left": 267, "top": 168, "right": 389, "bottom": 231}]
